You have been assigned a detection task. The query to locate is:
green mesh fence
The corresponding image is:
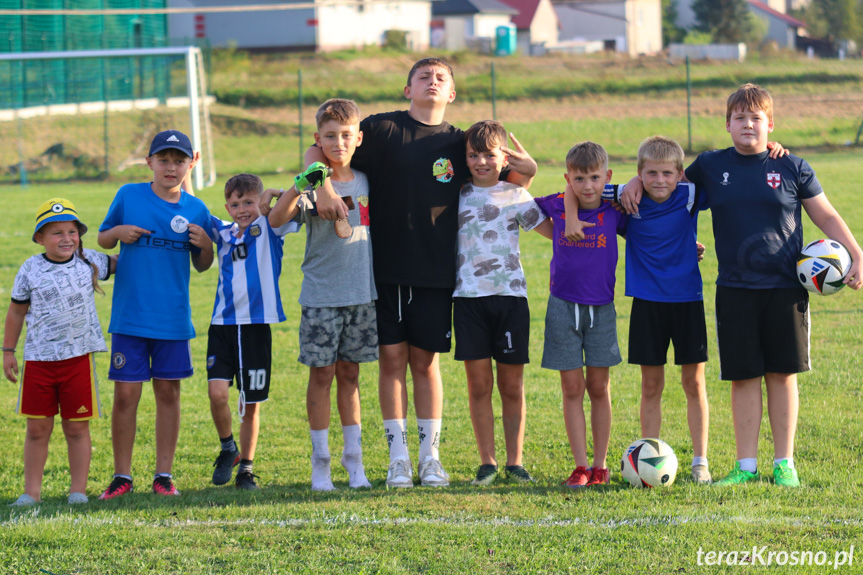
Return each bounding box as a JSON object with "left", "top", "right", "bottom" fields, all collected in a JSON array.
[{"left": 0, "top": 0, "right": 169, "bottom": 108}]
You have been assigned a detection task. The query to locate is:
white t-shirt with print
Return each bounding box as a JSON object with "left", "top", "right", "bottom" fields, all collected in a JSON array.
[
  {"left": 11, "top": 250, "right": 111, "bottom": 361},
  {"left": 454, "top": 181, "right": 546, "bottom": 298}
]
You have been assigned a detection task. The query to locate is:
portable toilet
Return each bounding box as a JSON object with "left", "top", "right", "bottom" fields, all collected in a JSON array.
[{"left": 495, "top": 24, "right": 516, "bottom": 56}]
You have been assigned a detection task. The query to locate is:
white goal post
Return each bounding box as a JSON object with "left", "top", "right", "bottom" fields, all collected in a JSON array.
[{"left": 0, "top": 46, "right": 215, "bottom": 189}]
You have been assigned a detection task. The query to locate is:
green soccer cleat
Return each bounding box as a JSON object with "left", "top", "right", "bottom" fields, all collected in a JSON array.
[
  {"left": 294, "top": 162, "right": 332, "bottom": 193},
  {"left": 773, "top": 460, "right": 800, "bottom": 487},
  {"left": 712, "top": 462, "right": 759, "bottom": 486}
]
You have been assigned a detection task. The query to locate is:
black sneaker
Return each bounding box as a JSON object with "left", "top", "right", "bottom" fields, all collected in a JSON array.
[
  {"left": 505, "top": 465, "right": 534, "bottom": 483},
  {"left": 212, "top": 448, "right": 240, "bottom": 485},
  {"left": 235, "top": 470, "right": 260, "bottom": 490},
  {"left": 471, "top": 464, "right": 499, "bottom": 486}
]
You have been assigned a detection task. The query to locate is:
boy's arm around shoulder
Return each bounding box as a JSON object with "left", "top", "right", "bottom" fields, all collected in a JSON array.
[
  {"left": 563, "top": 180, "right": 595, "bottom": 241},
  {"left": 267, "top": 185, "right": 303, "bottom": 229},
  {"left": 802, "top": 193, "right": 863, "bottom": 290},
  {"left": 304, "top": 146, "right": 347, "bottom": 220}
]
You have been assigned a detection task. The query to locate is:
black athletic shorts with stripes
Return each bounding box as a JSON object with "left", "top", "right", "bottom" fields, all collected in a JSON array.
[{"left": 206, "top": 323, "right": 272, "bottom": 403}]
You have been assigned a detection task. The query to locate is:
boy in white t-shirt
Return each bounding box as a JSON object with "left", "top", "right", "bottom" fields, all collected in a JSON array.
[{"left": 453, "top": 120, "right": 551, "bottom": 486}]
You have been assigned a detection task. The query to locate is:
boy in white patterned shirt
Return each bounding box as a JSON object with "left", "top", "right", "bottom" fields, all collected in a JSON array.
[{"left": 453, "top": 120, "right": 552, "bottom": 486}]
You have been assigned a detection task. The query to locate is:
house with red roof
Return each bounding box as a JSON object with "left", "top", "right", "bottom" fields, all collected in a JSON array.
[
  {"left": 675, "top": 0, "right": 806, "bottom": 49},
  {"left": 748, "top": 1, "right": 806, "bottom": 49}
]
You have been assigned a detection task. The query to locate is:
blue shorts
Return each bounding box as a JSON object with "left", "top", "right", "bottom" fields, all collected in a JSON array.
[{"left": 109, "top": 334, "right": 193, "bottom": 382}]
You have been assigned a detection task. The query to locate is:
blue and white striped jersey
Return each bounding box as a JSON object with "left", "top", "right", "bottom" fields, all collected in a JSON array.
[{"left": 209, "top": 214, "right": 299, "bottom": 325}]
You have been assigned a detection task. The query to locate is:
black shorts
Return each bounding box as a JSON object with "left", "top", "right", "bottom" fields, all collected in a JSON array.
[
  {"left": 628, "top": 298, "right": 708, "bottom": 366},
  {"left": 206, "top": 324, "right": 272, "bottom": 403},
  {"left": 453, "top": 296, "right": 530, "bottom": 364},
  {"left": 375, "top": 283, "right": 452, "bottom": 353},
  {"left": 715, "top": 286, "right": 810, "bottom": 381}
]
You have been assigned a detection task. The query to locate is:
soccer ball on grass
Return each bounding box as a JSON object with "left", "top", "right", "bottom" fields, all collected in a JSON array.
[{"left": 621, "top": 438, "right": 678, "bottom": 488}]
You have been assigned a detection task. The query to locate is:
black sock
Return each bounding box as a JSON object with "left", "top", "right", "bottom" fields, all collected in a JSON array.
[
  {"left": 239, "top": 459, "right": 253, "bottom": 474},
  {"left": 220, "top": 434, "right": 237, "bottom": 452}
]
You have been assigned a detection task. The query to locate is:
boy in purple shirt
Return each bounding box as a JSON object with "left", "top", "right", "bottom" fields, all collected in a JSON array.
[{"left": 535, "top": 141, "right": 626, "bottom": 488}]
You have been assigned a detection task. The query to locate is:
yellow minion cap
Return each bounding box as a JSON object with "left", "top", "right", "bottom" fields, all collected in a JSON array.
[{"left": 33, "top": 198, "right": 87, "bottom": 241}]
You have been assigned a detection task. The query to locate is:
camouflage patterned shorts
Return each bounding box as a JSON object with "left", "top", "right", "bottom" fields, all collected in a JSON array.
[{"left": 298, "top": 303, "right": 379, "bottom": 367}]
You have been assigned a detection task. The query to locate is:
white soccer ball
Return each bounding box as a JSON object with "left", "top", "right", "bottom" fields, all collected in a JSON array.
[
  {"left": 797, "top": 239, "right": 852, "bottom": 296},
  {"left": 620, "top": 438, "right": 678, "bottom": 488}
]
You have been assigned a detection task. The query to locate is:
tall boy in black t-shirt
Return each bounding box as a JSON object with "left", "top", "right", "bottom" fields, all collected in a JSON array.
[{"left": 308, "top": 58, "right": 537, "bottom": 488}]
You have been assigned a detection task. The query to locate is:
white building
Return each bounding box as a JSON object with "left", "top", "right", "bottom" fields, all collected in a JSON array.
[
  {"left": 168, "top": 0, "right": 431, "bottom": 51},
  {"left": 555, "top": 0, "right": 662, "bottom": 56}
]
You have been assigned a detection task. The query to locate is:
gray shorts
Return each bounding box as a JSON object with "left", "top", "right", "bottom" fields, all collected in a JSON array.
[
  {"left": 298, "top": 303, "right": 379, "bottom": 367},
  {"left": 541, "top": 294, "right": 621, "bottom": 371}
]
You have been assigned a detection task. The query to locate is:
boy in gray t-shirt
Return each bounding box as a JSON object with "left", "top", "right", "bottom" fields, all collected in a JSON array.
[{"left": 267, "top": 99, "right": 377, "bottom": 491}]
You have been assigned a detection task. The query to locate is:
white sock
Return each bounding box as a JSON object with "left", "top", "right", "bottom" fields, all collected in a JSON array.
[
  {"left": 310, "top": 428, "right": 334, "bottom": 491},
  {"left": 692, "top": 456, "right": 709, "bottom": 468},
  {"left": 738, "top": 458, "right": 758, "bottom": 473},
  {"left": 774, "top": 457, "right": 794, "bottom": 469},
  {"left": 341, "top": 424, "right": 371, "bottom": 488},
  {"left": 417, "top": 418, "right": 442, "bottom": 463},
  {"left": 383, "top": 419, "right": 410, "bottom": 463}
]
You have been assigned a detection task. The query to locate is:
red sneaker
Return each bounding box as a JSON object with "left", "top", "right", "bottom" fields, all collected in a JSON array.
[
  {"left": 98, "top": 476, "right": 133, "bottom": 500},
  {"left": 586, "top": 467, "right": 610, "bottom": 486},
  {"left": 562, "top": 466, "right": 591, "bottom": 488},
  {"left": 152, "top": 476, "right": 181, "bottom": 496}
]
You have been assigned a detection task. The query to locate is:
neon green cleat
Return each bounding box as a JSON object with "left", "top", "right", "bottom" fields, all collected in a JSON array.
[
  {"left": 712, "top": 462, "right": 759, "bottom": 486},
  {"left": 294, "top": 162, "right": 332, "bottom": 192},
  {"left": 773, "top": 460, "right": 800, "bottom": 487}
]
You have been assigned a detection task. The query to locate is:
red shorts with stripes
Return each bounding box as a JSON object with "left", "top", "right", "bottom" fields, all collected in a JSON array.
[{"left": 18, "top": 354, "right": 101, "bottom": 420}]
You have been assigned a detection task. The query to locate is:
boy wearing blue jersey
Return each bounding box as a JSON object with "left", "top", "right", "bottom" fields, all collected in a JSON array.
[
  {"left": 613, "top": 136, "right": 712, "bottom": 484},
  {"left": 267, "top": 99, "right": 376, "bottom": 491},
  {"left": 621, "top": 85, "right": 863, "bottom": 487},
  {"left": 207, "top": 173, "right": 299, "bottom": 490},
  {"left": 97, "top": 130, "right": 213, "bottom": 499}
]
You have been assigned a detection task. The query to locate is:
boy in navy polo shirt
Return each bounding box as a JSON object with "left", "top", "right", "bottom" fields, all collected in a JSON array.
[{"left": 97, "top": 130, "right": 213, "bottom": 499}]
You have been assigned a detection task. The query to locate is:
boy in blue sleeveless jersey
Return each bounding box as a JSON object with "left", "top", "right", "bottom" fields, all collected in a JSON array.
[
  {"left": 207, "top": 173, "right": 299, "bottom": 490},
  {"left": 97, "top": 130, "right": 213, "bottom": 499},
  {"left": 621, "top": 84, "right": 863, "bottom": 487}
]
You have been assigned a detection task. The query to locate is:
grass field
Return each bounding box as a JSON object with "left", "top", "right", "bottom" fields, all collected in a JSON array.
[{"left": 2, "top": 54, "right": 863, "bottom": 573}]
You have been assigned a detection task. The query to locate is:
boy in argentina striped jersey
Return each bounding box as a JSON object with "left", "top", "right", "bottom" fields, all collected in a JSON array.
[{"left": 206, "top": 173, "right": 299, "bottom": 490}]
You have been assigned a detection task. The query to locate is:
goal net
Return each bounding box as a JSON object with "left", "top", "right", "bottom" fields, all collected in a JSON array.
[{"left": 0, "top": 46, "right": 215, "bottom": 188}]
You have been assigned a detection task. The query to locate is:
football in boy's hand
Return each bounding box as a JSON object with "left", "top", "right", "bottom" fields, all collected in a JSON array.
[
  {"left": 797, "top": 239, "right": 852, "bottom": 296},
  {"left": 621, "top": 438, "right": 678, "bottom": 488}
]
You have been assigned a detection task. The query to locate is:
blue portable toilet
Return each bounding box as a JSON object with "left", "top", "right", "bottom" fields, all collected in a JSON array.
[{"left": 495, "top": 24, "right": 516, "bottom": 56}]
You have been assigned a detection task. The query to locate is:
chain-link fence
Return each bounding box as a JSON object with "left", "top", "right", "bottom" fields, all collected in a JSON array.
[{"left": 3, "top": 51, "right": 862, "bottom": 185}]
